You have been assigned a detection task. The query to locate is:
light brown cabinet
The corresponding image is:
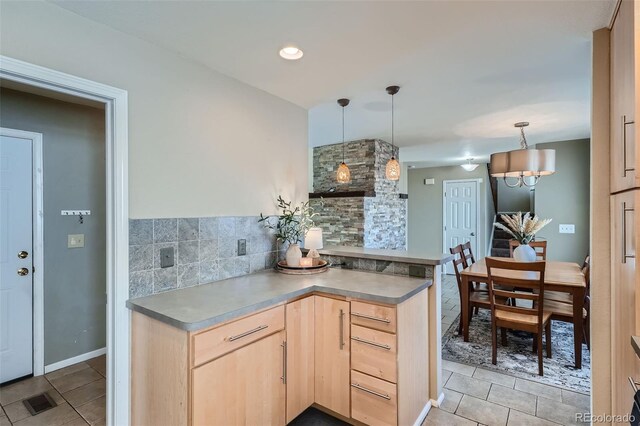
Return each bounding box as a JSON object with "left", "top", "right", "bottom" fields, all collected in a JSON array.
[
  {"left": 285, "top": 297, "right": 315, "bottom": 423},
  {"left": 611, "top": 190, "right": 640, "bottom": 419},
  {"left": 610, "top": 0, "right": 637, "bottom": 192},
  {"left": 314, "top": 295, "right": 351, "bottom": 418},
  {"left": 131, "top": 288, "right": 430, "bottom": 426},
  {"left": 192, "top": 330, "right": 286, "bottom": 425}
]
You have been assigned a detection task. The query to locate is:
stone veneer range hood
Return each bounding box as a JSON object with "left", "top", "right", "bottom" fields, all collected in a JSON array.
[{"left": 309, "top": 139, "right": 407, "bottom": 249}]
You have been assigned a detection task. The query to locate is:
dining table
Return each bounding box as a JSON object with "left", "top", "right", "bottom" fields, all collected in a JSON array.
[{"left": 460, "top": 258, "right": 587, "bottom": 369}]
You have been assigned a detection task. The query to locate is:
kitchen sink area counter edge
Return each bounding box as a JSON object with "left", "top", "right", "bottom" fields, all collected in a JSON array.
[{"left": 126, "top": 268, "right": 431, "bottom": 331}]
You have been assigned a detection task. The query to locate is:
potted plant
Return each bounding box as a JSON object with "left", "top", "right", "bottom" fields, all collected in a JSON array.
[
  {"left": 494, "top": 212, "right": 552, "bottom": 261},
  {"left": 259, "top": 196, "right": 316, "bottom": 267}
]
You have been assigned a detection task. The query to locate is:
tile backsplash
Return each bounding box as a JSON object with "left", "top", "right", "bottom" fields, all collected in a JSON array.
[{"left": 129, "top": 216, "right": 277, "bottom": 298}]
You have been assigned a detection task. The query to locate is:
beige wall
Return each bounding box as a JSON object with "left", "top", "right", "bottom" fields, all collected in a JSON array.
[
  {"left": 534, "top": 139, "right": 590, "bottom": 264},
  {"left": 407, "top": 165, "right": 493, "bottom": 257},
  {"left": 0, "top": 1, "right": 308, "bottom": 218}
]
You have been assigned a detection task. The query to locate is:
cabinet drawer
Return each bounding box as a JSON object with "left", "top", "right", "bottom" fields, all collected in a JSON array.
[
  {"left": 351, "top": 370, "right": 397, "bottom": 426},
  {"left": 192, "top": 306, "right": 284, "bottom": 366},
  {"left": 351, "top": 325, "right": 397, "bottom": 383},
  {"left": 350, "top": 301, "right": 396, "bottom": 333}
]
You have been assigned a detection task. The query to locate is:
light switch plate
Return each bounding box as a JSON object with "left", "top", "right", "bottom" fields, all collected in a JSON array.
[
  {"left": 160, "top": 247, "right": 174, "bottom": 268},
  {"left": 238, "top": 239, "right": 247, "bottom": 256},
  {"left": 68, "top": 234, "right": 85, "bottom": 248},
  {"left": 559, "top": 224, "right": 575, "bottom": 234}
]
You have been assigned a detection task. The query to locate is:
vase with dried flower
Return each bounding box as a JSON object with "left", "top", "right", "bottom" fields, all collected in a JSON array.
[
  {"left": 259, "top": 196, "right": 316, "bottom": 267},
  {"left": 494, "top": 212, "right": 552, "bottom": 261}
]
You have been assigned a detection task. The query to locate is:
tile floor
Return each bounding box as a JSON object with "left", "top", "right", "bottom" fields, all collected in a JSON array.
[
  {"left": 0, "top": 355, "right": 106, "bottom": 426},
  {"left": 425, "top": 275, "right": 590, "bottom": 425}
]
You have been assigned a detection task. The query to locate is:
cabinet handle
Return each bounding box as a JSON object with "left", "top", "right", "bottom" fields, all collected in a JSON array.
[
  {"left": 623, "top": 115, "right": 635, "bottom": 177},
  {"left": 227, "top": 324, "right": 268, "bottom": 341},
  {"left": 351, "top": 383, "right": 391, "bottom": 400},
  {"left": 351, "top": 336, "right": 391, "bottom": 350},
  {"left": 339, "top": 309, "right": 345, "bottom": 350},
  {"left": 351, "top": 312, "right": 391, "bottom": 324},
  {"left": 281, "top": 341, "right": 287, "bottom": 384},
  {"left": 622, "top": 201, "right": 635, "bottom": 264}
]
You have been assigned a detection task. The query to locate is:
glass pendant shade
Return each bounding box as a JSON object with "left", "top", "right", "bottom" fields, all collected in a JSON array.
[
  {"left": 337, "top": 161, "right": 351, "bottom": 183},
  {"left": 386, "top": 157, "right": 401, "bottom": 181}
]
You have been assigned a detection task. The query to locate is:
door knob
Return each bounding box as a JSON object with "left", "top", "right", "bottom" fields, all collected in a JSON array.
[
  {"left": 18, "top": 251, "right": 29, "bottom": 259},
  {"left": 17, "top": 268, "right": 29, "bottom": 276},
  {"left": 470, "top": 232, "right": 475, "bottom": 236}
]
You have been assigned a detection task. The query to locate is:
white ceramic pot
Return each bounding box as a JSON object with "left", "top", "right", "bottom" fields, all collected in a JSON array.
[
  {"left": 513, "top": 244, "right": 537, "bottom": 262},
  {"left": 285, "top": 243, "right": 303, "bottom": 266}
]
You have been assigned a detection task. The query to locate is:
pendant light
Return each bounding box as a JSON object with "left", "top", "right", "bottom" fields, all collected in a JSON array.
[
  {"left": 336, "top": 98, "right": 351, "bottom": 183},
  {"left": 461, "top": 158, "right": 479, "bottom": 171},
  {"left": 489, "top": 122, "right": 555, "bottom": 188},
  {"left": 385, "top": 85, "right": 401, "bottom": 181}
]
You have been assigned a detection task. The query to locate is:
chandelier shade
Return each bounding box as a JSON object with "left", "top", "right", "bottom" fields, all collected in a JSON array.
[{"left": 489, "top": 122, "right": 556, "bottom": 187}]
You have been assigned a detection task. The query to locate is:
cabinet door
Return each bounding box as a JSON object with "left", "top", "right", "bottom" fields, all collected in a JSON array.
[
  {"left": 286, "top": 297, "right": 315, "bottom": 423},
  {"left": 192, "top": 331, "right": 286, "bottom": 426},
  {"left": 314, "top": 296, "right": 350, "bottom": 418},
  {"left": 610, "top": 191, "right": 640, "bottom": 419},
  {"left": 610, "top": 0, "right": 636, "bottom": 192}
]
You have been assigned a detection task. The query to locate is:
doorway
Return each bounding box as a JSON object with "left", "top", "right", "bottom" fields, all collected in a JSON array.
[
  {"left": 442, "top": 179, "right": 480, "bottom": 275},
  {"left": 0, "top": 55, "right": 129, "bottom": 425}
]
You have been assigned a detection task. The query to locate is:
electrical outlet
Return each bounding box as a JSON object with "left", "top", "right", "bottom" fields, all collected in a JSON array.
[
  {"left": 238, "top": 239, "right": 247, "bottom": 256},
  {"left": 68, "top": 234, "right": 85, "bottom": 248},
  {"left": 160, "top": 247, "right": 174, "bottom": 268},
  {"left": 559, "top": 224, "right": 575, "bottom": 234}
]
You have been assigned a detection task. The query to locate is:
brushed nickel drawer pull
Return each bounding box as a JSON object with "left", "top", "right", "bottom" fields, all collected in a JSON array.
[
  {"left": 351, "top": 382, "right": 391, "bottom": 400},
  {"left": 339, "top": 309, "right": 345, "bottom": 350},
  {"left": 227, "top": 325, "right": 268, "bottom": 341},
  {"left": 351, "top": 312, "right": 391, "bottom": 324},
  {"left": 281, "top": 341, "right": 287, "bottom": 384},
  {"left": 351, "top": 336, "right": 391, "bottom": 350},
  {"left": 622, "top": 202, "right": 635, "bottom": 264},
  {"left": 623, "top": 115, "right": 635, "bottom": 176}
]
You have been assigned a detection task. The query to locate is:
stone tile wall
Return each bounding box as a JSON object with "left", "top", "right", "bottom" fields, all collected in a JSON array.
[
  {"left": 129, "top": 216, "right": 277, "bottom": 298},
  {"left": 311, "top": 138, "right": 406, "bottom": 249}
]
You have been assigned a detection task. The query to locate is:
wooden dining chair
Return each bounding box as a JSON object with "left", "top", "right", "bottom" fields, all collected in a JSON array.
[
  {"left": 449, "top": 245, "right": 491, "bottom": 334},
  {"left": 460, "top": 241, "right": 489, "bottom": 313},
  {"left": 509, "top": 240, "right": 548, "bottom": 260},
  {"left": 545, "top": 255, "right": 590, "bottom": 349},
  {"left": 486, "top": 257, "right": 552, "bottom": 376}
]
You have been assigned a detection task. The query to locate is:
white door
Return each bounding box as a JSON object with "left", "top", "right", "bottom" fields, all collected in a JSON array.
[
  {"left": 0, "top": 133, "right": 33, "bottom": 383},
  {"left": 443, "top": 180, "right": 478, "bottom": 275}
]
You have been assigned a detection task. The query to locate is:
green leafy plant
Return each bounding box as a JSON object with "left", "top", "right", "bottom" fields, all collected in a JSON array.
[
  {"left": 494, "top": 212, "right": 552, "bottom": 244},
  {"left": 259, "top": 196, "right": 317, "bottom": 245}
]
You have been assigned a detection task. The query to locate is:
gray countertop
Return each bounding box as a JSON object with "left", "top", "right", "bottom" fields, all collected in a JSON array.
[
  {"left": 318, "top": 245, "right": 454, "bottom": 266},
  {"left": 127, "top": 269, "right": 431, "bottom": 331}
]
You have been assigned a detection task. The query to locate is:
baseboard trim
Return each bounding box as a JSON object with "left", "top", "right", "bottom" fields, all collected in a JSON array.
[
  {"left": 431, "top": 391, "right": 445, "bottom": 407},
  {"left": 414, "top": 400, "right": 433, "bottom": 426},
  {"left": 44, "top": 347, "right": 106, "bottom": 374}
]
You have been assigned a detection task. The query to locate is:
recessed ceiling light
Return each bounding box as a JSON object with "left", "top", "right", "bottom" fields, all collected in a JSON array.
[{"left": 279, "top": 46, "right": 303, "bottom": 60}]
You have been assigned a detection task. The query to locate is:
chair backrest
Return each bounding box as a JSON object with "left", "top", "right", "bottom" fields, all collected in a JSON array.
[
  {"left": 485, "top": 257, "right": 547, "bottom": 326},
  {"left": 461, "top": 241, "right": 475, "bottom": 268},
  {"left": 582, "top": 257, "right": 591, "bottom": 295},
  {"left": 449, "top": 245, "right": 466, "bottom": 289},
  {"left": 509, "top": 240, "right": 547, "bottom": 260}
]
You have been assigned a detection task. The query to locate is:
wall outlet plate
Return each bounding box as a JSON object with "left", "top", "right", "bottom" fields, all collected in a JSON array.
[
  {"left": 160, "top": 247, "right": 174, "bottom": 268},
  {"left": 559, "top": 224, "right": 575, "bottom": 234},
  {"left": 237, "top": 239, "right": 247, "bottom": 256},
  {"left": 67, "top": 234, "right": 85, "bottom": 248}
]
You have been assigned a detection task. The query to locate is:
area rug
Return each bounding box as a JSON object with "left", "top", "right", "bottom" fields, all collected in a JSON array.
[{"left": 442, "top": 310, "right": 591, "bottom": 394}]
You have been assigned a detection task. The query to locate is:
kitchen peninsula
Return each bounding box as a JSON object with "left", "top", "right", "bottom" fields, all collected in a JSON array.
[{"left": 127, "top": 248, "right": 450, "bottom": 426}]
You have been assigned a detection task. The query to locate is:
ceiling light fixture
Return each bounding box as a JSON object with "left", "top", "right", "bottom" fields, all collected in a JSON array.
[
  {"left": 336, "top": 98, "right": 351, "bottom": 184},
  {"left": 489, "top": 122, "right": 555, "bottom": 188},
  {"left": 279, "top": 45, "right": 303, "bottom": 60},
  {"left": 385, "top": 85, "right": 401, "bottom": 181},
  {"left": 461, "top": 158, "right": 479, "bottom": 172}
]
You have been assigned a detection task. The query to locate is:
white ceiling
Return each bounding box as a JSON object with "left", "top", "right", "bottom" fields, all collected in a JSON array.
[{"left": 52, "top": 0, "right": 614, "bottom": 168}]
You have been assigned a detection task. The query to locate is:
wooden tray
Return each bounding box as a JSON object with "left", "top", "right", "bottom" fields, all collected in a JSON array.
[{"left": 275, "top": 259, "right": 329, "bottom": 275}]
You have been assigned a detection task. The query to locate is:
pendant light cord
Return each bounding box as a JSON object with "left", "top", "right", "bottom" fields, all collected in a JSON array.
[
  {"left": 520, "top": 127, "right": 528, "bottom": 149},
  {"left": 342, "top": 105, "right": 345, "bottom": 163},
  {"left": 391, "top": 93, "right": 395, "bottom": 149}
]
